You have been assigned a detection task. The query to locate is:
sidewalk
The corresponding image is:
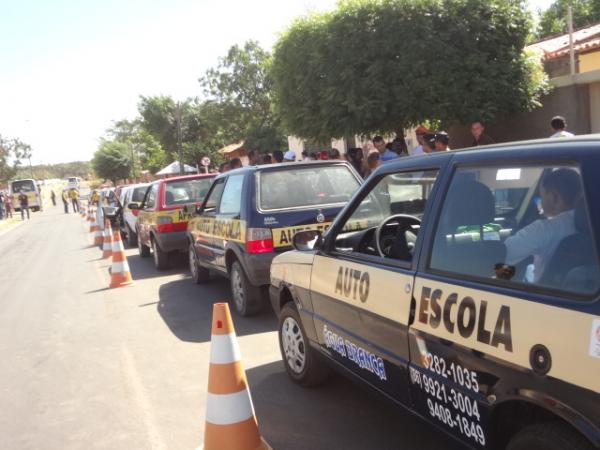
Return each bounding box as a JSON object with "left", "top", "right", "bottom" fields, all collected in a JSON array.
[{"left": 0, "top": 218, "right": 24, "bottom": 237}]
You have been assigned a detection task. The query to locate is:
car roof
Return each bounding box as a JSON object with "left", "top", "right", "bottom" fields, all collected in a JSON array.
[
  {"left": 214, "top": 160, "right": 353, "bottom": 180},
  {"left": 375, "top": 135, "right": 600, "bottom": 176},
  {"left": 158, "top": 173, "right": 216, "bottom": 184}
]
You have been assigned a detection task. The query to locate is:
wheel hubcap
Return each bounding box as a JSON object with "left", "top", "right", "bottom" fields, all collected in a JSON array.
[
  {"left": 281, "top": 317, "right": 306, "bottom": 374},
  {"left": 231, "top": 268, "right": 244, "bottom": 311}
]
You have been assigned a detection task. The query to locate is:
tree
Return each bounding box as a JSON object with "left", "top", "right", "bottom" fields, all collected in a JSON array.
[
  {"left": 538, "top": 0, "right": 600, "bottom": 39},
  {"left": 0, "top": 135, "right": 32, "bottom": 183},
  {"left": 271, "top": 0, "right": 549, "bottom": 141},
  {"left": 106, "top": 119, "right": 167, "bottom": 175},
  {"left": 91, "top": 141, "right": 132, "bottom": 184},
  {"left": 200, "top": 41, "right": 287, "bottom": 152}
]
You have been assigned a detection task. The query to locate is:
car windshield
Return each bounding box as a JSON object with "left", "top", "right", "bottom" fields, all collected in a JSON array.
[
  {"left": 164, "top": 178, "right": 213, "bottom": 206},
  {"left": 132, "top": 186, "right": 149, "bottom": 203},
  {"left": 11, "top": 180, "right": 36, "bottom": 193},
  {"left": 258, "top": 165, "right": 359, "bottom": 211}
]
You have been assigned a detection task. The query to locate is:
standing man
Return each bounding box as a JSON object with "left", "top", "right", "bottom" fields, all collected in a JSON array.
[
  {"left": 62, "top": 189, "right": 70, "bottom": 214},
  {"left": 373, "top": 136, "right": 398, "bottom": 162},
  {"left": 412, "top": 126, "right": 430, "bottom": 155},
  {"left": 550, "top": 116, "right": 575, "bottom": 138},
  {"left": 470, "top": 121, "right": 495, "bottom": 147},
  {"left": 247, "top": 150, "right": 260, "bottom": 166},
  {"left": 18, "top": 189, "right": 30, "bottom": 220},
  {"left": 50, "top": 190, "right": 56, "bottom": 206},
  {"left": 434, "top": 132, "right": 451, "bottom": 152},
  {"left": 69, "top": 188, "right": 80, "bottom": 212},
  {"left": 0, "top": 191, "right": 5, "bottom": 220}
]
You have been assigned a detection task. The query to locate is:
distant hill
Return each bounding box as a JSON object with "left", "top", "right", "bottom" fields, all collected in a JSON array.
[{"left": 15, "top": 161, "right": 91, "bottom": 180}]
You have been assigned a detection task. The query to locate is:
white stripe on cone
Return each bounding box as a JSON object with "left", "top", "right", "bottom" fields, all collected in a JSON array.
[
  {"left": 110, "top": 261, "right": 130, "bottom": 273},
  {"left": 205, "top": 390, "right": 255, "bottom": 425},
  {"left": 210, "top": 333, "right": 242, "bottom": 364}
]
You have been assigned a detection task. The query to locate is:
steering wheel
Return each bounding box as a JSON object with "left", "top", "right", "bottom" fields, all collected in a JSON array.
[{"left": 375, "top": 214, "right": 422, "bottom": 258}]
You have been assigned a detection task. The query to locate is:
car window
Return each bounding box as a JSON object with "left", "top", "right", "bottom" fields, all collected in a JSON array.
[
  {"left": 203, "top": 179, "right": 226, "bottom": 213},
  {"left": 333, "top": 170, "right": 438, "bottom": 263},
  {"left": 145, "top": 184, "right": 158, "bottom": 209},
  {"left": 258, "top": 165, "right": 359, "bottom": 211},
  {"left": 429, "top": 165, "right": 600, "bottom": 297},
  {"left": 132, "top": 186, "right": 149, "bottom": 203},
  {"left": 164, "top": 178, "right": 213, "bottom": 206},
  {"left": 219, "top": 174, "right": 244, "bottom": 215}
]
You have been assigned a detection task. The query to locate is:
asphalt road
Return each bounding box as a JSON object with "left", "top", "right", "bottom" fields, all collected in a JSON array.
[{"left": 0, "top": 206, "right": 464, "bottom": 450}]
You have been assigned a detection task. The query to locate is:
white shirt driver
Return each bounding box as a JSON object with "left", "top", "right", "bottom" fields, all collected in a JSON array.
[{"left": 505, "top": 210, "right": 576, "bottom": 283}]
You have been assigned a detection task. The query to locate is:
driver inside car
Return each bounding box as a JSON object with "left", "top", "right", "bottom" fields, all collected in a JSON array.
[{"left": 504, "top": 168, "right": 582, "bottom": 283}]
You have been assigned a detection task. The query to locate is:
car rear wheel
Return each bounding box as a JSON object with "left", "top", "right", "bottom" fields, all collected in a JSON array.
[
  {"left": 127, "top": 224, "right": 137, "bottom": 247},
  {"left": 279, "top": 302, "right": 329, "bottom": 387},
  {"left": 137, "top": 230, "right": 150, "bottom": 258},
  {"left": 229, "top": 261, "right": 262, "bottom": 317},
  {"left": 189, "top": 243, "right": 210, "bottom": 284},
  {"left": 507, "top": 422, "right": 593, "bottom": 450},
  {"left": 152, "top": 238, "right": 170, "bottom": 270}
]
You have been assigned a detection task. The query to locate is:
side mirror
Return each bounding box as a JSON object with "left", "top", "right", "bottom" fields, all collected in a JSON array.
[
  {"left": 292, "top": 229, "right": 322, "bottom": 252},
  {"left": 183, "top": 204, "right": 201, "bottom": 215},
  {"left": 128, "top": 202, "right": 140, "bottom": 210}
]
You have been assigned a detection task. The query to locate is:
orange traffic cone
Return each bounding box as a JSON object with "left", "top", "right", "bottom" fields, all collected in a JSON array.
[
  {"left": 102, "top": 219, "right": 113, "bottom": 259},
  {"left": 109, "top": 229, "right": 133, "bottom": 288},
  {"left": 93, "top": 215, "right": 103, "bottom": 247},
  {"left": 89, "top": 208, "right": 98, "bottom": 234},
  {"left": 201, "top": 303, "right": 272, "bottom": 450}
]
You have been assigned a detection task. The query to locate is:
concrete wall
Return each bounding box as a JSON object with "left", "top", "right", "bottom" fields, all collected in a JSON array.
[
  {"left": 580, "top": 51, "right": 600, "bottom": 73},
  {"left": 448, "top": 84, "right": 591, "bottom": 149}
]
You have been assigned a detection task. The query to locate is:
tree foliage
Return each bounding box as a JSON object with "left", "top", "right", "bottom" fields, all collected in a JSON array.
[
  {"left": 15, "top": 161, "right": 91, "bottom": 180},
  {"left": 91, "top": 141, "right": 132, "bottom": 184},
  {"left": 0, "top": 135, "right": 32, "bottom": 183},
  {"left": 538, "top": 0, "right": 600, "bottom": 39},
  {"left": 200, "top": 41, "right": 286, "bottom": 152},
  {"left": 272, "top": 0, "right": 549, "bottom": 141}
]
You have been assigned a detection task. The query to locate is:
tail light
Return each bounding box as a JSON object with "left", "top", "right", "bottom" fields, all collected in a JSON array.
[
  {"left": 156, "top": 215, "right": 188, "bottom": 233},
  {"left": 246, "top": 228, "right": 273, "bottom": 254},
  {"left": 132, "top": 210, "right": 140, "bottom": 217}
]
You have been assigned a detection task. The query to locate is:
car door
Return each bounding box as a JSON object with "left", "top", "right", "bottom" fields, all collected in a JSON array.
[
  {"left": 310, "top": 164, "right": 442, "bottom": 405},
  {"left": 408, "top": 156, "right": 600, "bottom": 449},
  {"left": 212, "top": 174, "right": 246, "bottom": 269},
  {"left": 191, "top": 178, "right": 226, "bottom": 269},
  {"left": 138, "top": 183, "right": 158, "bottom": 247}
]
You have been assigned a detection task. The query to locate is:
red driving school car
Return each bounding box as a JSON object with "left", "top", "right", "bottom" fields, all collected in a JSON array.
[{"left": 134, "top": 173, "right": 215, "bottom": 270}]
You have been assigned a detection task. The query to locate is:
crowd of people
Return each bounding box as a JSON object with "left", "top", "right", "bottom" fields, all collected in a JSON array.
[{"left": 216, "top": 116, "right": 575, "bottom": 179}]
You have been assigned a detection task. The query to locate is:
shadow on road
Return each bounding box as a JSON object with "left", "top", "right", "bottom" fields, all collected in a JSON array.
[
  {"left": 157, "top": 276, "right": 276, "bottom": 343},
  {"left": 126, "top": 251, "right": 188, "bottom": 281},
  {"left": 248, "top": 361, "right": 465, "bottom": 450}
]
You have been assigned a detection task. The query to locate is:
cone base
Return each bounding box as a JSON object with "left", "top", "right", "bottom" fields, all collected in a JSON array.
[
  {"left": 109, "top": 280, "right": 134, "bottom": 289},
  {"left": 198, "top": 437, "right": 272, "bottom": 450}
]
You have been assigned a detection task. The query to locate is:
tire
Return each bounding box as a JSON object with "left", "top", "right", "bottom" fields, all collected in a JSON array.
[
  {"left": 189, "top": 243, "right": 210, "bottom": 284},
  {"left": 278, "top": 302, "right": 330, "bottom": 387},
  {"left": 152, "top": 238, "right": 170, "bottom": 270},
  {"left": 229, "top": 260, "right": 262, "bottom": 317},
  {"left": 127, "top": 224, "right": 138, "bottom": 247},
  {"left": 507, "top": 422, "right": 593, "bottom": 450},
  {"left": 137, "top": 229, "right": 151, "bottom": 258}
]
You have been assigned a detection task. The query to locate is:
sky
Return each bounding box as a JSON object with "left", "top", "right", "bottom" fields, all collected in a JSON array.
[{"left": 1, "top": 0, "right": 553, "bottom": 165}]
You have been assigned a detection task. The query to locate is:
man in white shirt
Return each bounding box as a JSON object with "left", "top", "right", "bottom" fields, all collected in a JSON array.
[
  {"left": 550, "top": 115, "right": 575, "bottom": 138},
  {"left": 505, "top": 168, "right": 581, "bottom": 283},
  {"left": 411, "top": 126, "right": 429, "bottom": 155}
]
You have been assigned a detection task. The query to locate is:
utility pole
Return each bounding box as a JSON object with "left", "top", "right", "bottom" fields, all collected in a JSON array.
[
  {"left": 176, "top": 102, "right": 184, "bottom": 175},
  {"left": 568, "top": 6, "right": 576, "bottom": 76}
]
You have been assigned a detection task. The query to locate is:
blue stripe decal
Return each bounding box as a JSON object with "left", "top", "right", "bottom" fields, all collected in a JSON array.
[{"left": 301, "top": 308, "right": 409, "bottom": 364}]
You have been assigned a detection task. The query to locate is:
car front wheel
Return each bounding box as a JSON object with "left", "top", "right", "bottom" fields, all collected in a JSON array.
[
  {"left": 229, "top": 260, "right": 262, "bottom": 317},
  {"left": 279, "top": 302, "right": 329, "bottom": 387},
  {"left": 152, "top": 238, "right": 170, "bottom": 270},
  {"left": 137, "top": 229, "right": 150, "bottom": 258},
  {"left": 189, "top": 243, "right": 210, "bottom": 284},
  {"left": 507, "top": 422, "right": 593, "bottom": 450}
]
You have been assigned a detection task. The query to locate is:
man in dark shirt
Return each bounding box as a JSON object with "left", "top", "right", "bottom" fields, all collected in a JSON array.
[
  {"left": 18, "top": 189, "right": 30, "bottom": 220},
  {"left": 470, "top": 121, "right": 495, "bottom": 147}
]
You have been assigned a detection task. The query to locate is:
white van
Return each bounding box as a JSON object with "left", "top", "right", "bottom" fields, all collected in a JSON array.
[{"left": 9, "top": 179, "right": 43, "bottom": 211}]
